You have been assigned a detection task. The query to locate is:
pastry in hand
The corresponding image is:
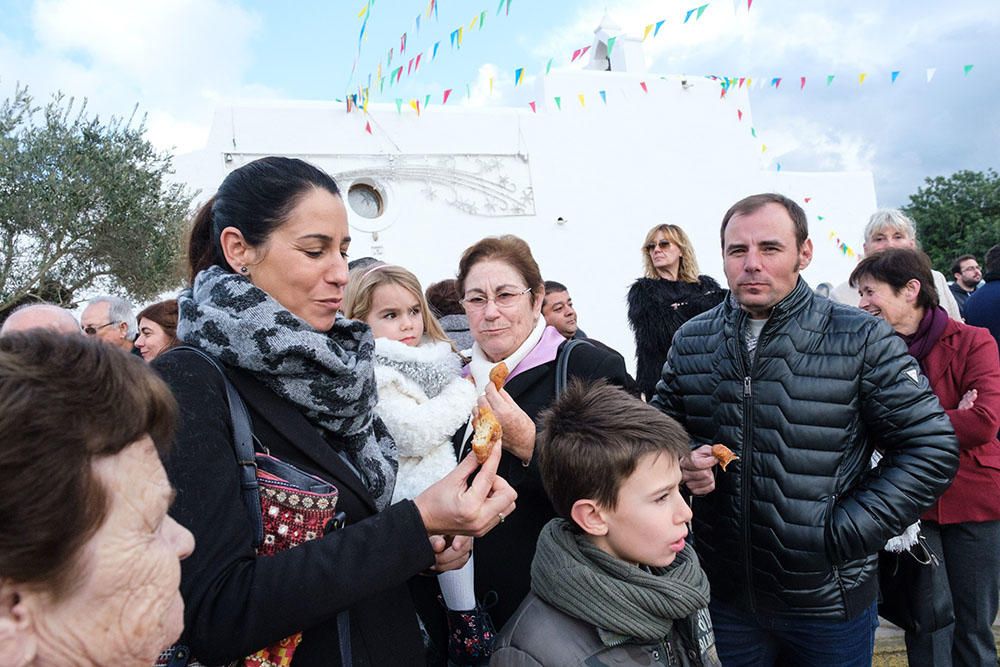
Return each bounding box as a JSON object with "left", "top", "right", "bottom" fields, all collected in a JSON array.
[
  {"left": 711, "top": 444, "right": 740, "bottom": 471},
  {"left": 489, "top": 362, "right": 509, "bottom": 390},
  {"left": 472, "top": 405, "right": 503, "bottom": 464}
]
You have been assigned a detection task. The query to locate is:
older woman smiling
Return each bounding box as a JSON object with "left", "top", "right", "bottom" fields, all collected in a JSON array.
[
  {"left": 455, "top": 235, "right": 636, "bottom": 629},
  {"left": 0, "top": 331, "right": 194, "bottom": 667},
  {"left": 851, "top": 248, "right": 1000, "bottom": 666}
]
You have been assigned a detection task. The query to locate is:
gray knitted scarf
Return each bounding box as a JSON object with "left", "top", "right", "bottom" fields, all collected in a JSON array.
[
  {"left": 531, "top": 519, "right": 711, "bottom": 646},
  {"left": 177, "top": 265, "right": 397, "bottom": 510}
]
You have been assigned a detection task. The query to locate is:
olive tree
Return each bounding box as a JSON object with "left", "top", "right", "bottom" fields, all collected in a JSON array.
[{"left": 0, "top": 85, "right": 192, "bottom": 312}]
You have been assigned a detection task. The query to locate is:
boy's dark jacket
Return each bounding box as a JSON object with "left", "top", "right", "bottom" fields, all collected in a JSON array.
[{"left": 490, "top": 520, "right": 720, "bottom": 666}]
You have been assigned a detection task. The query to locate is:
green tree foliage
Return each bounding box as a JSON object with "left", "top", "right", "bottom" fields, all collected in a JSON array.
[
  {"left": 0, "top": 85, "right": 192, "bottom": 311},
  {"left": 904, "top": 169, "right": 1000, "bottom": 275}
]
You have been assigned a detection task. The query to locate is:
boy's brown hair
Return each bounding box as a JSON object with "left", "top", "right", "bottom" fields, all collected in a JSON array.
[{"left": 537, "top": 379, "right": 690, "bottom": 522}]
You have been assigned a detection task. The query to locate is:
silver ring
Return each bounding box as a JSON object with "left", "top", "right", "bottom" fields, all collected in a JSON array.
[{"left": 497, "top": 512, "right": 505, "bottom": 524}]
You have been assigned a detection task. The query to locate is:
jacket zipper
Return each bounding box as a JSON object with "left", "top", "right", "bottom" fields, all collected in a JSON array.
[{"left": 828, "top": 493, "right": 848, "bottom": 606}]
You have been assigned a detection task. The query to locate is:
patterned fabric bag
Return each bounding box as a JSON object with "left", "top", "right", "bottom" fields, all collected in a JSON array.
[{"left": 156, "top": 347, "right": 349, "bottom": 667}]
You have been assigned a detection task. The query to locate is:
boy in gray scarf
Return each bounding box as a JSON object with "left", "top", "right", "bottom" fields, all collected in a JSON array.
[{"left": 491, "top": 380, "right": 719, "bottom": 666}]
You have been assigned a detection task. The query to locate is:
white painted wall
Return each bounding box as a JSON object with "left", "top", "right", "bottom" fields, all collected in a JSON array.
[{"left": 173, "top": 68, "right": 876, "bottom": 373}]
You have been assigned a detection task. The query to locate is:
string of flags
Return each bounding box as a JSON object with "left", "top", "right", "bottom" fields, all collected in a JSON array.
[{"left": 715, "top": 64, "right": 975, "bottom": 96}]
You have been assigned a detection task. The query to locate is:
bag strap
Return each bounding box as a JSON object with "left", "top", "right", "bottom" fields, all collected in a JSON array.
[
  {"left": 172, "top": 346, "right": 264, "bottom": 548},
  {"left": 168, "top": 346, "right": 352, "bottom": 666},
  {"left": 554, "top": 339, "right": 592, "bottom": 398}
]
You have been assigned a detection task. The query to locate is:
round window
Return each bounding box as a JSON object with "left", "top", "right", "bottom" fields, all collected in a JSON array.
[{"left": 348, "top": 182, "right": 384, "bottom": 219}]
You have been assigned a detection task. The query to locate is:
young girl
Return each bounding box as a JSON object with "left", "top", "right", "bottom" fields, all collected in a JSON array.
[{"left": 343, "top": 263, "right": 495, "bottom": 665}]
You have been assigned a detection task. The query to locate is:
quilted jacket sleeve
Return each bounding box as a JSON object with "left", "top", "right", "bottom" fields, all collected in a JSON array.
[{"left": 826, "top": 319, "right": 959, "bottom": 564}]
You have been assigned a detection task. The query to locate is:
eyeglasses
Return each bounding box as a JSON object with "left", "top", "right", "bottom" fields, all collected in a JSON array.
[
  {"left": 461, "top": 287, "right": 532, "bottom": 311},
  {"left": 645, "top": 240, "right": 674, "bottom": 252},
  {"left": 961, "top": 265, "right": 981, "bottom": 274},
  {"left": 82, "top": 321, "right": 118, "bottom": 336}
]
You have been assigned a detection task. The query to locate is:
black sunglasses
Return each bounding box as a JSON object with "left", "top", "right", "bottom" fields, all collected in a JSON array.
[{"left": 645, "top": 239, "right": 673, "bottom": 252}]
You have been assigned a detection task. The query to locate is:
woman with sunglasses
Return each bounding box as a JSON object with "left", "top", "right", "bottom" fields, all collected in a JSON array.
[
  {"left": 444, "top": 235, "right": 634, "bottom": 634},
  {"left": 627, "top": 224, "right": 725, "bottom": 400}
]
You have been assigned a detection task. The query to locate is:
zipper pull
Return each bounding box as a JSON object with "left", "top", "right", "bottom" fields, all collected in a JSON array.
[{"left": 744, "top": 376, "right": 751, "bottom": 397}]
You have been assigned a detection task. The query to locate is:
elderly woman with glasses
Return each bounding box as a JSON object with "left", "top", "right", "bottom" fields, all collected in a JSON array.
[
  {"left": 851, "top": 248, "right": 1000, "bottom": 667},
  {"left": 627, "top": 224, "right": 725, "bottom": 401},
  {"left": 450, "top": 234, "right": 635, "bottom": 631}
]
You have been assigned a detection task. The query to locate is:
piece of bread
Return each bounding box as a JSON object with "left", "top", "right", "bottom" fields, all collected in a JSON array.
[
  {"left": 489, "top": 362, "right": 509, "bottom": 390},
  {"left": 472, "top": 405, "right": 503, "bottom": 464},
  {"left": 711, "top": 444, "right": 740, "bottom": 471}
]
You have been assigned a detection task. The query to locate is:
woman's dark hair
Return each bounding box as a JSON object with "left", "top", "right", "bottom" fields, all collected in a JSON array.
[
  {"left": 188, "top": 157, "right": 342, "bottom": 283},
  {"left": 456, "top": 235, "right": 544, "bottom": 307},
  {"left": 137, "top": 298, "right": 179, "bottom": 348},
  {"left": 0, "top": 332, "right": 177, "bottom": 597},
  {"left": 425, "top": 279, "right": 464, "bottom": 317},
  {"left": 849, "top": 247, "right": 940, "bottom": 310}
]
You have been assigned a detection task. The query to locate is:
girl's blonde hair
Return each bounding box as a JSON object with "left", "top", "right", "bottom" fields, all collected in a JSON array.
[
  {"left": 343, "top": 264, "right": 452, "bottom": 346},
  {"left": 641, "top": 223, "right": 701, "bottom": 283}
]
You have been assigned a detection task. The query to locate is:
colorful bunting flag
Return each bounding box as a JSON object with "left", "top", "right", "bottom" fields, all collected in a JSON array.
[
  {"left": 696, "top": 4, "right": 709, "bottom": 19},
  {"left": 415, "top": 53, "right": 422, "bottom": 71},
  {"left": 432, "top": 42, "right": 440, "bottom": 59},
  {"left": 554, "top": 96, "right": 562, "bottom": 110},
  {"left": 858, "top": 72, "right": 867, "bottom": 85},
  {"left": 529, "top": 101, "right": 536, "bottom": 113},
  {"left": 684, "top": 8, "right": 696, "bottom": 23},
  {"left": 515, "top": 67, "right": 524, "bottom": 85},
  {"left": 365, "top": 121, "right": 372, "bottom": 134},
  {"left": 964, "top": 64, "right": 974, "bottom": 76},
  {"left": 469, "top": 15, "right": 478, "bottom": 31},
  {"left": 748, "top": 0, "right": 753, "bottom": 9},
  {"left": 357, "top": 2, "right": 368, "bottom": 19},
  {"left": 751, "top": 127, "right": 757, "bottom": 137},
  {"left": 640, "top": 81, "right": 648, "bottom": 93},
  {"left": 800, "top": 76, "right": 806, "bottom": 89},
  {"left": 607, "top": 36, "right": 617, "bottom": 56},
  {"left": 737, "top": 109, "right": 743, "bottom": 121},
  {"left": 395, "top": 98, "right": 403, "bottom": 114},
  {"left": 426, "top": 0, "right": 436, "bottom": 19},
  {"left": 571, "top": 48, "right": 582, "bottom": 62},
  {"left": 401, "top": 33, "right": 407, "bottom": 54},
  {"left": 497, "top": 0, "right": 505, "bottom": 15},
  {"left": 407, "top": 58, "right": 414, "bottom": 76},
  {"left": 410, "top": 99, "right": 419, "bottom": 113},
  {"left": 654, "top": 20, "right": 666, "bottom": 36},
  {"left": 826, "top": 74, "right": 835, "bottom": 86},
  {"left": 489, "top": 77, "right": 494, "bottom": 95},
  {"left": 424, "top": 94, "right": 431, "bottom": 108},
  {"left": 578, "top": 93, "right": 585, "bottom": 107},
  {"left": 891, "top": 70, "right": 900, "bottom": 83},
  {"left": 599, "top": 90, "right": 607, "bottom": 104},
  {"left": 644, "top": 24, "right": 653, "bottom": 40},
  {"left": 415, "top": 15, "right": 421, "bottom": 32},
  {"left": 739, "top": 77, "right": 746, "bottom": 88},
  {"left": 580, "top": 45, "right": 591, "bottom": 59},
  {"left": 450, "top": 29, "right": 458, "bottom": 48},
  {"left": 443, "top": 89, "right": 452, "bottom": 104},
  {"left": 771, "top": 77, "right": 781, "bottom": 88},
  {"left": 480, "top": 11, "right": 486, "bottom": 29},
  {"left": 546, "top": 58, "right": 553, "bottom": 75}
]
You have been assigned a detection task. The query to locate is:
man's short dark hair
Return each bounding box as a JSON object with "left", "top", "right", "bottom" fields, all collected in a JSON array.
[
  {"left": 537, "top": 379, "right": 689, "bottom": 524},
  {"left": 721, "top": 193, "right": 808, "bottom": 250},
  {"left": 424, "top": 279, "right": 463, "bottom": 317},
  {"left": 951, "top": 254, "right": 978, "bottom": 277},
  {"left": 850, "top": 247, "right": 940, "bottom": 310},
  {"left": 985, "top": 244, "right": 1000, "bottom": 274},
  {"left": 347, "top": 256, "right": 382, "bottom": 272},
  {"left": 542, "top": 281, "right": 569, "bottom": 307}
]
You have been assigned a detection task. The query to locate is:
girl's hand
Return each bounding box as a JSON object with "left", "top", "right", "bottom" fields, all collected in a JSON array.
[
  {"left": 480, "top": 383, "right": 536, "bottom": 463},
  {"left": 958, "top": 388, "right": 978, "bottom": 410},
  {"left": 414, "top": 441, "right": 516, "bottom": 536}
]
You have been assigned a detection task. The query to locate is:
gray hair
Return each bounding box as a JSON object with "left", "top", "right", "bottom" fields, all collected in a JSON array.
[
  {"left": 88, "top": 296, "right": 136, "bottom": 338},
  {"left": 863, "top": 209, "right": 917, "bottom": 244}
]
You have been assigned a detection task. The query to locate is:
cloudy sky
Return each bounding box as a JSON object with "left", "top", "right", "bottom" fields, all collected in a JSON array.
[{"left": 1, "top": 0, "right": 996, "bottom": 206}]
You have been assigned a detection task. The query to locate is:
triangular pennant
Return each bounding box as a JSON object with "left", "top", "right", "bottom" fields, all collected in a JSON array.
[
  {"left": 654, "top": 19, "right": 665, "bottom": 36},
  {"left": 599, "top": 90, "right": 607, "bottom": 104},
  {"left": 739, "top": 77, "right": 746, "bottom": 88},
  {"left": 395, "top": 98, "right": 403, "bottom": 114},
  {"left": 751, "top": 127, "right": 757, "bottom": 137},
  {"left": 696, "top": 4, "right": 708, "bottom": 19},
  {"left": 580, "top": 45, "right": 590, "bottom": 59},
  {"left": 800, "top": 76, "right": 806, "bottom": 89},
  {"left": 433, "top": 41, "right": 440, "bottom": 59},
  {"left": 684, "top": 8, "right": 696, "bottom": 23},
  {"left": 804, "top": 197, "right": 812, "bottom": 203},
  {"left": 776, "top": 163, "right": 782, "bottom": 172},
  {"left": 529, "top": 101, "right": 536, "bottom": 113},
  {"left": 818, "top": 215, "right": 825, "bottom": 221},
  {"left": 407, "top": 58, "right": 414, "bottom": 76},
  {"left": 497, "top": 0, "right": 505, "bottom": 15},
  {"left": 771, "top": 77, "right": 781, "bottom": 88},
  {"left": 571, "top": 48, "right": 582, "bottom": 62},
  {"left": 554, "top": 96, "right": 562, "bottom": 110},
  {"left": 469, "top": 15, "right": 478, "bottom": 31},
  {"left": 643, "top": 24, "right": 653, "bottom": 40},
  {"left": 826, "top": 74, "right": 835, "bottom": 86},
  {"left": 515, "top": 67, "right": 524, "bottom": 86},
  {"left": 858, "top": 72, "right": 867, "bottom": 85},
  {"left": 761, "top": 144, "right": 767, "bottom": 153},
  {"left": 365, "top": 121, "right": 372, "bottom": 135},
  {"left": 891, "top": 70, "right": 900, "bottom": 83},
  {"left": 415, "top": 15, "right": 420, "bottom": 32},
  {"left": 505, "top": 0, "right": 512, "bottom": 16},
  {"left": 926, "top": 67, "right": 936, "bottom": 83},
  {"left": 410, "top": 99, "right": 419, "bottom": 113},
  {"left": 737, "top": 109, "right": 743, "bottom": 121},
  {"left": 489, "top": 77, "right": 494, "bottom": 95},
  {"left": 424, "top": 94, "right": 431, "bottom": 108},
  {"left": 450, "top": 29, "right": 458, "bottom": 48},
  {"left": 426, "top": 0, "right": 435, "bottom": 19},
  {"left": 415, "top": 53, "right": 422, "bottom": 71},
  {"left": 358, "top": 2, "right": 368, "bottom": 19},
  {"left": 607, "top": 36, "right": 617, "bottom": 56},
  {"left": 546, "top": 58, "right": 553, "bottom": 75},
  {"left": 443, "top": 89, "right": 452, "bottom": 104},
  {"left": 640, "top": 81, "right": 648, "bottom": 93},
  {"left": 748, "top": 0, "right": 753, "bottom": 9},
  {"left": 480, "top": 10, "right": 486, "bottom": 29},
  {"left": 964, "top": 64, "right": 974, "bottom": 76},
  {"left": 401, "top": 32, "right": 407, "bottom": 54},
  {"left": 578, "top": 93, "right": 585, "bottom": 107},
  {"left": 457, "top": 26, "right": 463, "bottom": 46},
  {"left": 395, "top": 66, "right": 403, "bottom": 83}
]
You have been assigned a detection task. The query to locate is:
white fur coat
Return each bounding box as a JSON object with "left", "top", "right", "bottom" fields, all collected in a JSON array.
[{"left": 373, "top": 338, "right": 478, "bottom": 504}]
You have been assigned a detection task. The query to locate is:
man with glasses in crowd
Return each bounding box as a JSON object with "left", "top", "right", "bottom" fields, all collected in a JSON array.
[
  {"left": 80, "top": 295, "right": 138, "bottom": 353},
  {"left": 949, "top": 254, "right": 982, "bottom": 318}
]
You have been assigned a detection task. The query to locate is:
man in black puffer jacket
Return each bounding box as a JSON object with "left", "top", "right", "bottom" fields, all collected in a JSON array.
[{"left": 652, "top": 193, "right": 959, "bottom": 667}]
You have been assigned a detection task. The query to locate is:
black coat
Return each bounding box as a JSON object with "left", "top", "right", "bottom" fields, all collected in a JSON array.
[
  {"left": 652, "top": 279, "right": 959, "bottom": 620},
  {"left": 454, "top": 340, "right": 636, "bottom": 629},
  {"left": 627, "top": 276, "right": 726, "bottom": 400},
  {"left": 154, "top": 349, "right": 435, "bottom": 666}
]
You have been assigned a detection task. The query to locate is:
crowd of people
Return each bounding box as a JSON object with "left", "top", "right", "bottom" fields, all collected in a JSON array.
[{"left": 1, "top": 155, "right": 998, "bottom": 667}]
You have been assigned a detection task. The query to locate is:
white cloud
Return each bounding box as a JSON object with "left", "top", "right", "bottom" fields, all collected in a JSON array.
[{"left": 460, "top": 63, "right": 506, "bottom": 108}]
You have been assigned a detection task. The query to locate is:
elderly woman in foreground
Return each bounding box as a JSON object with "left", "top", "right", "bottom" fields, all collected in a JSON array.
[
  {"left": 0, "top": 331, "right": 194, "bottom": 667},
  {"left": 852, "top": 248, "right": 1000, "bottom": 667}
]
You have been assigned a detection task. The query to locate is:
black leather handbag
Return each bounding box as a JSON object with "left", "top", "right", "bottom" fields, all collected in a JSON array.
[{"left": 878, "top": 534, "right": 954, "bottom": 634}]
